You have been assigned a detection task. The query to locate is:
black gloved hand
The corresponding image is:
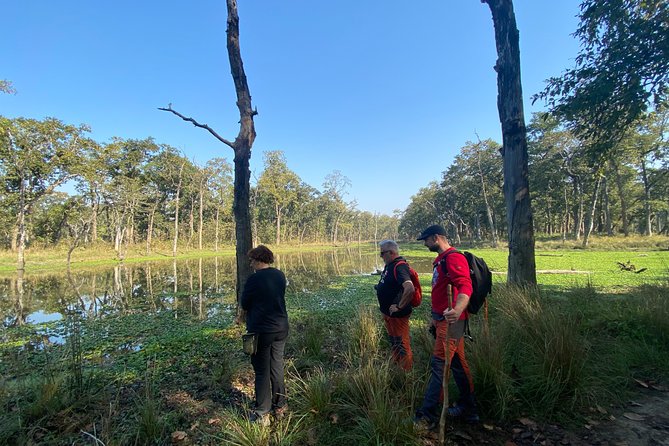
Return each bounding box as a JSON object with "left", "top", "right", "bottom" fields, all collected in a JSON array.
[{"left": 428, "top": 325, "right": 436, "bottom": 339}]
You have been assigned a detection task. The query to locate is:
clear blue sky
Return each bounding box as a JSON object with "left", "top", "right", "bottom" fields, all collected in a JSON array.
[{"left": 1, "top": 1, "right": 580, "bottom": 215}]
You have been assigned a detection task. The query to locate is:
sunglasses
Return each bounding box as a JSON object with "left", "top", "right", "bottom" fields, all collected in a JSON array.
[{"left": 379, "top": 250, "right": 391, "bottom": 256}]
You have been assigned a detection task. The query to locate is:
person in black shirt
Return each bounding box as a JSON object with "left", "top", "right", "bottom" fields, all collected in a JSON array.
[
  {"left": 241, "top": 245, "right": 289, "bottom": 425},
  {"left": 375, "top": 240, "right": 415, "bottom": 370}
]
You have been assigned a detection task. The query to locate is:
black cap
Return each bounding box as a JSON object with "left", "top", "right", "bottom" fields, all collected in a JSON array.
[{"left": 417, "top": 224, "right": 447, "bottom": 241}]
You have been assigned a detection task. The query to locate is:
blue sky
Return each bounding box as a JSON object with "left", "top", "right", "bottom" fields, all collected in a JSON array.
[{"left": 2, "top": 1, "right": 581, "bottom": 215}]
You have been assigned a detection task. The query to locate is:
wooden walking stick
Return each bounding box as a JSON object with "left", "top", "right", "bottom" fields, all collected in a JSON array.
[{"left": 438, "top": 284, "right": 454, "bottom": 445}]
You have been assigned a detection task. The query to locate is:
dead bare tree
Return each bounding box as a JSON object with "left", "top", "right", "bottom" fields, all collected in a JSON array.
[
  {"left": 159, "top": 0, "right": 256, "bottom": 317},
  {"left": 482, "top": 0, "right": 537, "bottom": 284}
]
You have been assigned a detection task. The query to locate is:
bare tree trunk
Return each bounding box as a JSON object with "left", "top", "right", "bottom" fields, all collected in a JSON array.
[
  {"left": 17, "top": 176, "right": 27, "bottom": 271},
  {"left": 476, "top": 142, "right": 498, "bottom": 247},
  {"left": 474, "top": 214, "right": 482, "bottom": 241},
  {"left": 333, "top": 214, "right": 341, "bottom": 246},
  {"left": 572, "top": 180, "right": 583, "bottom": 240},
  {"left": 91, "top": 191, "right": 99, "bottom": 242},
  {"left": 215, "top": 206, "right": 220, "bottom": 252},
  {"left": 483, "top": 0, "right": 536, "bottom": 284},
  {"left": 173, "top": 161, "right": 185, "bottom": 257},
  {"left": 159, "top": 0, "right": 257, "bottom": 319},
  {"left": 602, "top": 175, "right": 613, "bottom": 236},
  {"left": 582, "top": 174, "right": 602, "bottom": 247},
  {"left": 640, "top": 158, "right": 653, "bottom": 236},
  {"left": 198, "top": 183, "right": 204, "bottom": 250},
  {"left": 562, "top": 183, "right": 569, "bottom": 242},
  {"left": 275, "top": 203, "right": 281, "bottom": 245},
  {"left": 188, "top": 198, "right": 195, "bottom": 248},
  {"left": 146, "top": 203, "right": 156, "bottom": 255},
  {"left": 610, "top": 158, "right": 629, "bottom": 237}
]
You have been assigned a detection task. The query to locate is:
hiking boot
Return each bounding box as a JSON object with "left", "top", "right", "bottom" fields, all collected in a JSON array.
[
  {"left": 447, "top": 404, "right": 480, "bottom": 424},
  {"left": 273, "top": 405, "right": 289, "bottom": 420},
  {"left": 413, "top": 415, "right": 437, "bottom": 432},
  {"left": 249, "top": 411, "right": 271, "bottom": 427}
]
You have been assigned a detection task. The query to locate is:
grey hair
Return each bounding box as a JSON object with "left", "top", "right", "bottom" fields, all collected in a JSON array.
[{"left": 379, "top": 240, "right": 399, "bottom": 254}]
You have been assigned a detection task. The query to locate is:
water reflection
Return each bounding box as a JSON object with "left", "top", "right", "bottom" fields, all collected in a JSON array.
[{"left": 0, "top": 247, "right": 397, "bottom": 327}]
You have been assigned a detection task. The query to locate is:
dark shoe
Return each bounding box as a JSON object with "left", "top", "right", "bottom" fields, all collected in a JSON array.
[
  {"left": 249, "top": 411, "right": 270, "bottom": 427},
  {"left": 447, "top": 404, "right": 479, "bottom": 424}
]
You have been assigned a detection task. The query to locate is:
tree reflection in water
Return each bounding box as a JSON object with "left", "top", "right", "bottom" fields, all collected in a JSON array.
[{"left": 0, "top": 247, "right": 392, "bottom": 328}]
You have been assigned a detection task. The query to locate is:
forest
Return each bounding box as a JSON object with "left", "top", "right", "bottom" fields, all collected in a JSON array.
[
  {"left": 1, "top": 0, "right": 669, "bottom": 444},
  {"left": 1, "top": 106, "right": 666, "bottom": 264}
]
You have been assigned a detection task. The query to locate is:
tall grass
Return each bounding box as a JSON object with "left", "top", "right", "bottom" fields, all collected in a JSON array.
[
  {"left": 221, "top": 408, "right": 306, "bottom": 446},
  {"left": 483, "top": 285, "right": 590, "bottom": 418},
  {"left": 345, "top": 306, "right": 381, "bottom": 364},
  {"left": 133, "top": 368, "right": 166, "bottom": 445}
]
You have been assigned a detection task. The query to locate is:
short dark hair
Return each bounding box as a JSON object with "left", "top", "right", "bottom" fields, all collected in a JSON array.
[{"left": 248, "top": 245, "right": 274, "bottom": 264}]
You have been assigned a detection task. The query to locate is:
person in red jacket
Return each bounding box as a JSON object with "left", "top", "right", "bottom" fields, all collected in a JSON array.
[{"left": 414, "top": 225, "right": 479, "bottom": 427}]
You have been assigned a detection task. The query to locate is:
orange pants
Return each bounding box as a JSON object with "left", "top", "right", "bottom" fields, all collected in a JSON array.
[
  {"left": 382, "top": 314, "right": 413, "bottom": 371},
  {"left": 433, "top": 318, "right": 474, "bottom": 394}
]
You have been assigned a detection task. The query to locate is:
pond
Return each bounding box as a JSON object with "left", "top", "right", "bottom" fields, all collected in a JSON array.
[{"left": 0, "top": 246, "right": 436, "bottom": 330}]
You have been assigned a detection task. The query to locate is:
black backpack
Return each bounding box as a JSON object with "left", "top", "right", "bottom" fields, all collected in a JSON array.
[{"left": 441, "top": 250, "right": 492, "bottom": 314}]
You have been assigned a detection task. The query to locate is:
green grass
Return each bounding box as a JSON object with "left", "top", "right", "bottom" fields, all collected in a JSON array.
[{"left": 1, "top": 243, "right": 669, "bottom": 444}]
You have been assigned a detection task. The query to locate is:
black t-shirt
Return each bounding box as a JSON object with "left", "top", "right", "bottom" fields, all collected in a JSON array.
[
  {"left": 376, "top": 257, "right": 412, "bottom": 317},
  {"left": 241, "top": 267, "right": 289, "bottom": 334}
]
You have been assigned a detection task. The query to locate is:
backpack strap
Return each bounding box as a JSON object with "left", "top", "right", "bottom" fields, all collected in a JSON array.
[
  {"left": 439, "top": 249, "right": 465, "bottom": 275},
  {"left": 393, "top": 259, "right": 408, "bottom": 282}
]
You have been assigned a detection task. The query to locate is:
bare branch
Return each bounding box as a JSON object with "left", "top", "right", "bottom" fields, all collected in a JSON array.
[{"left": 158, "top": 105, "right": 235, "bottom": 149}]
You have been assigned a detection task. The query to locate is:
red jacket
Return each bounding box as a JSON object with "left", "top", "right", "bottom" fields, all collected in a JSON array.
[{"left": 431, "top": 247, "right": 473, "bottom": 319}]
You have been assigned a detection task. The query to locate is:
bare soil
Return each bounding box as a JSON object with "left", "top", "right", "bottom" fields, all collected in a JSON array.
[{"left": 418, "top": 386, "right": 669, "bottom": 446}]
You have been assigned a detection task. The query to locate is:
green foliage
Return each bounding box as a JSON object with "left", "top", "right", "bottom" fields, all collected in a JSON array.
[{"left": 536, "top": 0, "right": 669, "bottom": 147}]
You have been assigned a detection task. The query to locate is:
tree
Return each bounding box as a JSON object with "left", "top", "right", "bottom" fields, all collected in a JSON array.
[
  {"left": 160, "top": 0, "right": 257, "bottom": 317},
  {"left": 99, "top": 138, "right": 159, "bottom": 259},
  {"left": 398, "top": 182, "right": 448, "bottom": 238},
  {"left": 322, "top": 171, "right": 351, "bottom": 245},
  {"left": 0, "top": 117, "right": 89, "bottom": 270},
  {"left": 256, "top": 151, "right": 301, "bottom": 245},
  {"left": 536, "top": 0, "right": 669, "bottom": 151},
  {"left": 457, "top": 139, "right": 503, "bottom": 246},
  {"left": 205, "top": 157, "right": 233, "bottom": 251},
  {"left": 482, "top": 0, "right": 537, "bottom": 284}
]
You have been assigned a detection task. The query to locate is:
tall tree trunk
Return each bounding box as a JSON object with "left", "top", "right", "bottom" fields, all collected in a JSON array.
[
  {"left": 215, "top": 206, "right": 220, "bottom": 252},
  {"left": 91, "top": 191, "right": 99, "bottom": 242},
  {"left": 17, "top": 175, "right": 27, "bottom": 271},
  {"left": 483, "top": 0, "right": 536, "bottom": 284},
  {"left": 562, "top": 183, "right": 569, "bottom": 242},
  {"left": 602, "top": 176, "right": 613, "bottom": 236},
  {"left": 610, "top": 158, "right": 629, "bottom": 236},
  {"left": 198, "top": 184, "right": 204, "bottom": 250},
  {"left": 476, "top": 145, "right": 498, "bottom": 247},
  {"left": 640, "top": 158, "right": 653, "bottom": 236},
  {"left": 275, "top": 203, "right": 281, "bottom": 245},
  {"left": 146, "top": 204, "right": 156, "bottom": 255},
  {"left": 582, "top": 175, "right": 602, "bottom": 247},
  {"left": 188, "top": 199, "right": 195, "bottom": 248},
  {"left": 332, "top": 214, "right": 341, "bottom": 246},
  {"left": 572, "top": 179, "right": 583, "bottom": 240},
  {"left": 173, "top": 162, "right": 185, "bottom": 257},
  {"left": 474, "top": 214, "right": 482, "bottom": 241},
  {"left": 158, "top": 0, "right": 256, "bottom": 319}
]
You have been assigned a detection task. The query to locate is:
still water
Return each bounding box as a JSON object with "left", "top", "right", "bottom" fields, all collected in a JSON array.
[{"left": 1, "top": 247, "right": 435, "bottom": 330}]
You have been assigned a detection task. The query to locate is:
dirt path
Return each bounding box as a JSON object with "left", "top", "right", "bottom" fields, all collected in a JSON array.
[
  {"left": 417, "top": 386, "right": 669, "bottom": 445},
  {"left": 498, "top": 386, "right": 669, "bottom": 446}
]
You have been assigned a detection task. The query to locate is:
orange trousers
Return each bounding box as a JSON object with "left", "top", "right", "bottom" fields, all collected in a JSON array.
[{"left": 382, "top": 314, "right": 413, "bottom": 371}]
